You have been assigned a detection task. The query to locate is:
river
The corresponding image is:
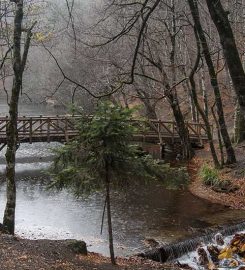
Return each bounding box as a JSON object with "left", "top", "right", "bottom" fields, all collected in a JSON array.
[{"left": 0, "top": 103, "right": 245, "bottom": 257}]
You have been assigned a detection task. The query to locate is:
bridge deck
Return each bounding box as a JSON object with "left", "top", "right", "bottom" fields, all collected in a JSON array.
[{"left": 0, "top": 116, "right": 211, "bottom": 149}]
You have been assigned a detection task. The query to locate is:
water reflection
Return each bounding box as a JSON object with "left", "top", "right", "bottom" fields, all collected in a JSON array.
[{"left": 1, "top": 171, "right": 245, "bottom": 257}]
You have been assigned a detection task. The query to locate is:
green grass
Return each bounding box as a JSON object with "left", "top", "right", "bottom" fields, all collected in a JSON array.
[{"left": 199, "top": 164, "right": 220, "bottom": 187}]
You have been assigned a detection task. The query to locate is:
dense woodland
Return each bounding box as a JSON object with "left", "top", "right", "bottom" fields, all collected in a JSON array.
[
  {"left": 1, "top": 0, "right": 245, "bottom": 265},
  {"left": 1, "top": 1, "right": 245, "bottom": 152}
]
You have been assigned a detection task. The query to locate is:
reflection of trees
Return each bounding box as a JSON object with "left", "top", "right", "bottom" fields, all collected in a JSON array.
[{"left": 17, "top": 175, "right": 52, "bottom": 200}]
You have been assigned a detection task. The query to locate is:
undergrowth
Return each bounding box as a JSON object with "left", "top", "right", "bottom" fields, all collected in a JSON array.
[
  {"left": 199, "top": 164, "right": 220, "bottom": 187},
  {"left": 199, "top": 164, "right": 236, "bottom": 193}
]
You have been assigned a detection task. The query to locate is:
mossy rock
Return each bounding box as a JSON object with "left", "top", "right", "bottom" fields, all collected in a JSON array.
[
  {"left": 66, "top": 240, "right": 87, "bottom": 255},
  {"left": 212, "top": 180, "right": 239, "bottom": 194}
]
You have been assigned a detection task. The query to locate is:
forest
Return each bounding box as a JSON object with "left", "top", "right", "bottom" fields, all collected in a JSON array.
[{"left": 1, "top": 0, "right": 245, "bottom": 270}]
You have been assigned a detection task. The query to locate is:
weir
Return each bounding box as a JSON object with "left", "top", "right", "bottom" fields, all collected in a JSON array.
[{"left": 138, "top": 220, "right": 245, "bottom": 263}]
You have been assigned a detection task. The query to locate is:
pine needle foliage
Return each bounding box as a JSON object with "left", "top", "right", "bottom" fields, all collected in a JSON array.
[
  {"left": 50, "top": 102, "right": 191, "bottom": 264},
  {"left": 50, "top": 102, "right": 156, "bottom": 196},
  {"left": 50, "top": 102, "right": 160, "bottom": 264}
]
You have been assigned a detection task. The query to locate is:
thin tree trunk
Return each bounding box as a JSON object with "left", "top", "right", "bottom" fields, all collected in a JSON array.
[
  {"left": 3, "top": 0, "right": 24, "bottom": 234},
  {"left": 188, "top": 0, "right": 236, "bottom": 164},
  {"left": 233, "top": 101, "right": 245, "bottom": 143},
  {"left": 189, "top": 28, "right": 220, "bottom": 168},
  {"left": 211, "top": 104, "right": 225, "bottom": 166},
  {"left": 162, "top": 69, "right": 194, "bottom": 160},
  {"left": 135, "top": 88, "right": 157, "bottom": 119},
  {"left": 200, "top": 68, "right": 209, "bottom": 119},
  {"left": 183, "top": 81, "right": 198, "bottom": 122},
  {"left": 3, "top": 1, "right": 35, "bottom": 234},
  {"left": 105, "top": 160, "right": 116, "bottom": 265},
  {"left": 189, "top": 76, "right": 220, "bottom": 168},
  {"left": 165, "top": 1, "right": 194, "bottom": 160}
]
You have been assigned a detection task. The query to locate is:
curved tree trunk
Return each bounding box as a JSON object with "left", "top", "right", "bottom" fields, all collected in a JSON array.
[
  {"left": 233, "top": 101, "right": 245, "bottom": 143},
  {"left": 169, "top": 96, "right": 194, "bottom": 160},
  {"left": 3, "top": 0, "right": 24, "bottom": 234},
  {"left": 163, "top": 76, "right": 194, "bottom": 159},
  {"left": 189, "top": 28, "right": 220, "bottom": 168},
  {"left": 164, "top": 0, "right": 193, "bottom": 160},
  {"left": 105, "top": 160, "right": 116, "bottom": 265},
  {"left": 188, "top": 0, "right": 236, "bottom": 164},
  {"left": 183, "top": 81, "right": 198, "bottom": 122},
  {"left": 3, "top": 0, "right": 35, "bottom": 234}
]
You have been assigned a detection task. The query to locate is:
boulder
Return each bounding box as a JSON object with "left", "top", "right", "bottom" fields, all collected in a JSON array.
[
  {"left": 66, "top": 240, "right": 87, "bottom": 255},
  {"left": 197, "top": 247, "right": 209, "bottom": 266},
  {"left": 215, "top": 233, "right": 224, "bottom": 246},
  {"left": 207, "top": 245, "right": 220, "bottom": 263},
  {"left": 143, "top": 238, "right": 159, "bottom": 248}
]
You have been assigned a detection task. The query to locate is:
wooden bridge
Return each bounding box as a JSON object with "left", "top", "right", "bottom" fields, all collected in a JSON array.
[{"left": 0, "top": 115, "right": 210, "bottom": 151}]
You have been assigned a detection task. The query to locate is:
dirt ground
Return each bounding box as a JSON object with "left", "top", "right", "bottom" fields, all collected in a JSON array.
[
  {"left": 0, "top": 233, "right": 178, "bottom": 270},
  {"left": 188, "top": 142, "right": 245, "bottom": 210}
]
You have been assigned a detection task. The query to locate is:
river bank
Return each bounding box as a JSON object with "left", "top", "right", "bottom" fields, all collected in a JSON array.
[
  {"left": 0, "top": 233, "right": 175, "bottom": 270},
  {"left": 188, "top": 142, "right": 245, "bottom": 210}
]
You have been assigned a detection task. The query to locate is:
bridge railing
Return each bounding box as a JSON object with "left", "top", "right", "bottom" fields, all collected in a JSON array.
[
  {"left": 131, "top": 119, "right": 211, "bottom": 144},
  {"left": 0, "top": 116, "right": 80, "bottom": 143},
  {"left": 0, "top": 116, "right": 211, "bottom": 145}
]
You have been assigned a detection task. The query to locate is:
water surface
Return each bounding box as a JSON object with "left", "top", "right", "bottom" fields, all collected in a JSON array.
[{"left": 0, "top": 143, "right": 245, "bottom": 257}]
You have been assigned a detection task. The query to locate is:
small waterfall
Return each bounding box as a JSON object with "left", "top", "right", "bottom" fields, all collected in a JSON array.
[{"left": 138, "top": 220, "right": 245, "bottom": 263}]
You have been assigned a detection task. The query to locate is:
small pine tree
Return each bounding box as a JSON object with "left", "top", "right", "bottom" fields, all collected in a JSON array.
[{"left": 50, "top": 102, "right": 156, "bottom": 264}]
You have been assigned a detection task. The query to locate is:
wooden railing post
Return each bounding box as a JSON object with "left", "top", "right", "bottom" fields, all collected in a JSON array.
[
  {"left": 172, "top": 122, "right": 175, "bottom": 143},
  {"left": 23, "top": 116, "right": 26, "bottom": 136},
  {"left": 47, "top": 117, "right": 50, "bottom": 143},
  {"left": 65, "top": 117, "right": 69, "bottom": 142},
  {"left": 29, "top": 117, "right": 32, "bottom": 144},
  {"left": 40, "top": 115, "right": 43, "bottom": 134},
  {"left": 157, "top": 120, "right": 160, "bottom": 136}
]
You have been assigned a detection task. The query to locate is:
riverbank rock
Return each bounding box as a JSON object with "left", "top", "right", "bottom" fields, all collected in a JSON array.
[
  {"left": 66, "top": 240, "right": 87, "bottom": 255},
  {"left": 175, "top": 261, "right": 194, "bottom": 270},
  {"left": 230, "top": 233, "right": 245, "bottom": 257},
  {"left": 197, "top": 247, "right": 209, "bottom": 266},
  {"left": 212, "top": 179, "right": 239, "bottom": 194},
  {"left": 214, "top": 233, "right": 224, "bottom": 246},
  {"left": 143, "top": 238, "right": 159, "bottom": 249},
  {"left": 207, "top": 245, "right": 220, "bottom": 263}
]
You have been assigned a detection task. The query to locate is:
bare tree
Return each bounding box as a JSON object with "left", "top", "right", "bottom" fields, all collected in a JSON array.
[{"left": 2, "top": 0, "right": 36, "bottom": 234}]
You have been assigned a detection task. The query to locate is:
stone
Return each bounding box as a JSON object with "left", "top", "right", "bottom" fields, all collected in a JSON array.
[
  {"left": 143, "top": 238, "right": 159, "bottom": 248},
  {"left": 197, "top": 247, "right": 209, "bottom": 266},
  {"left": 66, "top": 240, "right": 87, "bottom": 255},
  {"left": 207, "top": 245, "right": 220, "bottom": 263},
  {"left": 215, "top": 233, "right": 224, "bottom": 246},
  {"left": 175, "top": 261, "right": 194, "bottom": 270}
]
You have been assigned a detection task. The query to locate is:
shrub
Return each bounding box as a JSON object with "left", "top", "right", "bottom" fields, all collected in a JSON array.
[{"left": 199, "top": 164, "right": 220, "bottom": 187}]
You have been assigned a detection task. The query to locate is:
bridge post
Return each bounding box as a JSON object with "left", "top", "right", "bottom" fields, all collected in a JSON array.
[
  {"left": 65, "top": 117, "right": 69, "bottom": 142},
  {"left": 29, "top": 117, "right": 32, "bottom": 144},
  {"left": 40, "top": 115, "right": 43, "bottom": 134},
  {"left": 172, "top": 122, "right": 175, "bottom": 144},
  {"left": 47, "top": 117, "right": 50, "bottom": 143}
]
